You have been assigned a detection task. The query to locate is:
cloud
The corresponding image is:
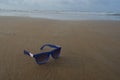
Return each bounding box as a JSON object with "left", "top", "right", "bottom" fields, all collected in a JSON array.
[
  {"left": 0, "top": 0, "right": 95, "bottom": 9},
  {"left": 0, "top": 0, "right": 120, "bottom": 12}
]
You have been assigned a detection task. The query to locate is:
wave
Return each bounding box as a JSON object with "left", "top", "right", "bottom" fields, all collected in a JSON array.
[
  {"left": 0, "top": 8, "right": 120, "bottom": 15},
  {"left": 0, "top": 8, "right": 120, "bottom": 14},
  {"left": 0, "top": 8, "right": 120, "bottom": 20}
]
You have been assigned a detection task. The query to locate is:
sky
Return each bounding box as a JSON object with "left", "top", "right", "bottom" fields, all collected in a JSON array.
[{"left": 0, "top": 0, "right": 120, "bottom": 12}]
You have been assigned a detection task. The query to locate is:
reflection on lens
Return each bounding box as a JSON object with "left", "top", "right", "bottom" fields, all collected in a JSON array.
[
  {"left": 52, "top": 49, "right": 61, "bottom": 59},
  {"left": 36, "top": 53, "right": 49, "bottom": 63}
]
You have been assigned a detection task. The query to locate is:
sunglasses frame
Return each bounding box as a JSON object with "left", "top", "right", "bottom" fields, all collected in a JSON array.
[{"left": 24, "top": 44, "right": 61, "bottom": 64}]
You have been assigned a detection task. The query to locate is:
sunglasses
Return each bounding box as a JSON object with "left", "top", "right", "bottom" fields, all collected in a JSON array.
[{"left": 24, "top": 44, "right": 61, "bottom": 64}]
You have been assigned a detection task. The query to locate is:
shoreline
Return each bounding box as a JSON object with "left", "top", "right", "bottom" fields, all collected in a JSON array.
[{"left": 0, "top": 15, "right": 120, "bottom": 21}]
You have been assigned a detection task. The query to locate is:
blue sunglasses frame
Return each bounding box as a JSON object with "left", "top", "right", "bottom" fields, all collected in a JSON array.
[{"left": 24, "top": 44, "right": 61, "bottom": 64}]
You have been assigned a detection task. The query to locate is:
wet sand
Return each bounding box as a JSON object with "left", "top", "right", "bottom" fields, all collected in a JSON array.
[{"left": 0, "top": 16, "right": 120, "bottom": 80}]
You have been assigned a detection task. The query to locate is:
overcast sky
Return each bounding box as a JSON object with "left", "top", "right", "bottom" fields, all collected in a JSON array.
[{"left": 0, "top": 0, "right": 120, "bottom": 12}]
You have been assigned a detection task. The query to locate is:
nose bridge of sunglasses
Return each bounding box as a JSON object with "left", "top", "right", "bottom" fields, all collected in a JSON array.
[{"left": 40, "top": 46, "right": 55, "bottom": 53}]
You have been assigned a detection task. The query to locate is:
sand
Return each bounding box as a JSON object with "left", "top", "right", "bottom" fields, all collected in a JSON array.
[{"left": 0, "top": 16, "right": 120, "bottom": 80}]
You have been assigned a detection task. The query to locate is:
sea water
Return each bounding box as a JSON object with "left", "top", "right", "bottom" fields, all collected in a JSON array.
[{"left": 0, "top": 9, "right": 120, "bottom": 20}]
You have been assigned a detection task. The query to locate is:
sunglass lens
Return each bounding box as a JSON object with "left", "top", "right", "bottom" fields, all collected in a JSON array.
[
  {"left": 52, "top": 49, "right": 61, "bottom": 59},
  {"left": 36, "top": 53, "right": 49, "bottom": 64}
]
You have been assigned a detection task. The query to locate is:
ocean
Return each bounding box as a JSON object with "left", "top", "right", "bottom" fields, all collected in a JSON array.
[{"left": 0, "top": 9, "right": 120, "bottom": 20}]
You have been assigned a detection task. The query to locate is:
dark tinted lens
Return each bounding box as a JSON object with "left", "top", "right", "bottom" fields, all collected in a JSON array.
[
  {"left": 36, "top": 53, "right": 49, "bottom": 63},
  {"left": 52, "top": 49, "right": 61, "bottom": 59}
]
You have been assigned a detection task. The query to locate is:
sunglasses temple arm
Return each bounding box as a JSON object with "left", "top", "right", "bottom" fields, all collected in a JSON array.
[
  {"left": 40, "top": 44, "right": 60, "bottom": 50},
  {"left": 24, "top": 50, "right": 34, "bottom": 57}
]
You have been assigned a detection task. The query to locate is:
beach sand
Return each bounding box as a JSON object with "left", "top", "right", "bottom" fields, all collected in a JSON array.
[{"left": 0, "top": 16, "right": 120, "bottom": 80}]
